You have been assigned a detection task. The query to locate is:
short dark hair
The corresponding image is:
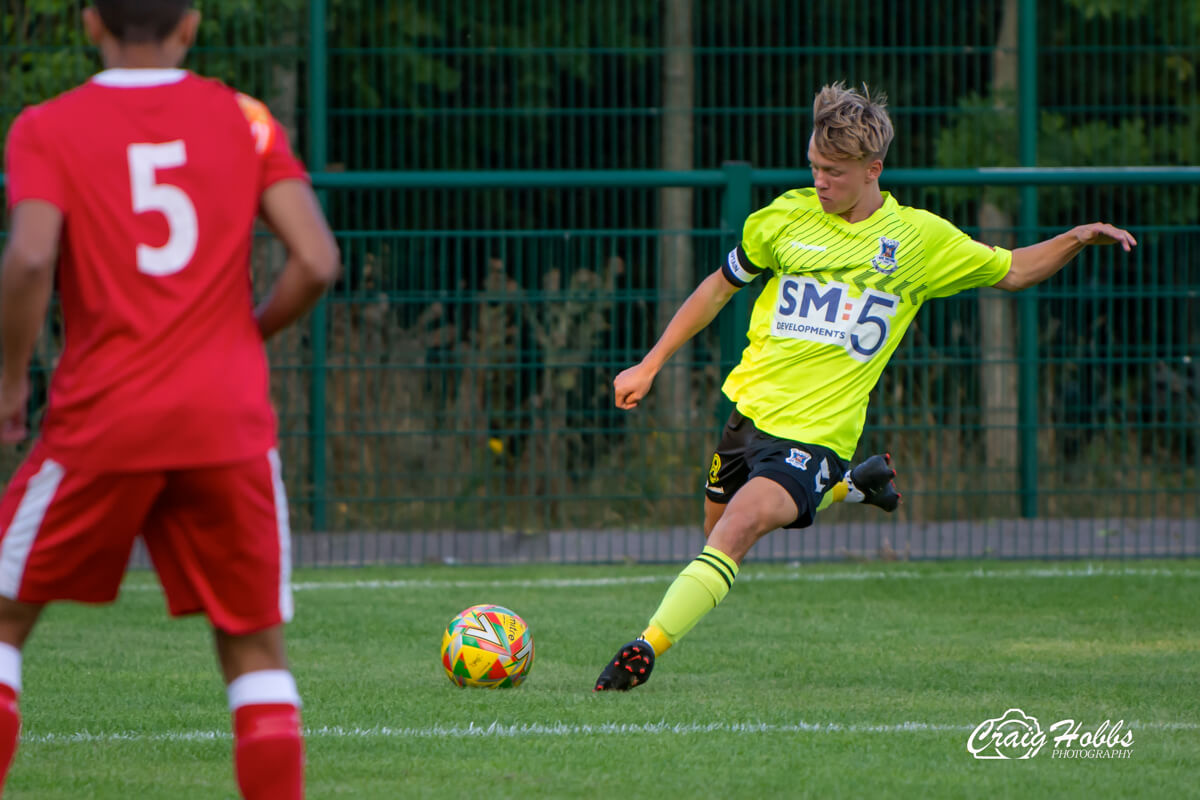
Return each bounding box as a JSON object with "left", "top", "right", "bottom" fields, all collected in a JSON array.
[{"left": 93, "top": 0, "right": 193, "bottom": 44}]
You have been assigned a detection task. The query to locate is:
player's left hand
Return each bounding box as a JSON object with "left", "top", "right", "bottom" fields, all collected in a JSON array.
[
  {"left": 0, "top": 376, "right": 30, "bottom": 444},
  {"left": 1072, "top": 222, "right": 1138, "bottom": 252}
]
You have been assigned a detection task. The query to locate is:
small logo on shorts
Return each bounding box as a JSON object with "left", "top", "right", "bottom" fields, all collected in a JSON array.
[
  {"left": 708, "top": 453, "right": 722, "bottom": 483},
  {"left": 785, "top": 448, "right": 811, "bottom": 470}
]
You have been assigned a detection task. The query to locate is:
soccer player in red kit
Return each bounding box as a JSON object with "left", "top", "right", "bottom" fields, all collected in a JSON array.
[{"left": 0, "top": 2, "right": 338, "bottom": 797}]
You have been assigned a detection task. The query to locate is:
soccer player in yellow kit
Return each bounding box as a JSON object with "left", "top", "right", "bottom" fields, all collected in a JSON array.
[{"left": 594, "top": 82, "right": 1137, "bottom": 691}]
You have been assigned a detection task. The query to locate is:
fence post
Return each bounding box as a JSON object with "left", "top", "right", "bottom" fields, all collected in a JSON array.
[
  {"left": 307, "top": 0, "right": 329, "bottom": 530},
  {"left": 718, "top": 161, "right": 752, "bottom": 423},
  {"left": 1017, "top": 0, "right": 1039, "bottom": 519}
]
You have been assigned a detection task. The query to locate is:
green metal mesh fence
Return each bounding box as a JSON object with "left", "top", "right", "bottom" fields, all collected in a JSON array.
[{"left": 1, "top": 0, "right": 1197, "bottom": 561}]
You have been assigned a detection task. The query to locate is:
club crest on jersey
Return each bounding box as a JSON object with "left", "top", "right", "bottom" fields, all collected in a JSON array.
[
  {"left": 785, "top": 448, "right": 811, "bottom": 470},
  {"left": 871, "top": 237, "right": 900, "bottom": 274}
]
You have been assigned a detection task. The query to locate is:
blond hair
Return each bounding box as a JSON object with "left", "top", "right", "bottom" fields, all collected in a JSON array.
[{"left": 812, "top": 82, "right": 894, "bottom": 162}]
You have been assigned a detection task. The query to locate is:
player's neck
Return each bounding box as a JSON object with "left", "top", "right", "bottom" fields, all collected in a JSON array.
[
  {"left": 100, "top": 44, "right": 186, "bottom": 71},
  {"left": 838, "top": 186, "right": 885, "bottom": 224}
]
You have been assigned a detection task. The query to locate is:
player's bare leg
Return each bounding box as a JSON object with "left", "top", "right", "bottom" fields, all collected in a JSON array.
[
  {"left": 703, "top": 497, "right": 726, "bottom": 537},
  {"left": 0, "top": 598, "right": 43, "bottom": 793},
  {"left": 704, "top": 477, "right": 797, "bottom": 563},
  {"left": 596, "top": 479, "right": 795, "bottom": 691},
  {"left": 704, "top": 452, "right": 899, "bottom": 537},
  {"left": 215, "top": 626, "right": 304, "bottom": 800},
  {"left": 214, "top": 625, "right": 289, "bottom": 683},
  {"left": 0, "top": 598, "right": 42, "bottom": 651}
]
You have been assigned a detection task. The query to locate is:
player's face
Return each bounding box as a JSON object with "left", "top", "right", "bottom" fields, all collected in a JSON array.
[{"left": 807, "top": 137, "right": 881, "bottom": 218}]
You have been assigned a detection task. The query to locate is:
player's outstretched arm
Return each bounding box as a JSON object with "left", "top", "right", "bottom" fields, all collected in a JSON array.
[
  {"left": 254, "top": 179, "right": 341, "bottom": 340},
  {"left": 614, "top": 268, "right": 740, "bottom": 409},
  {"left": 994, "top": 222, "right": 1137, "bottom": 292},
  {"left": 0, "top": 200, "right": 62, "bottom": 443}
]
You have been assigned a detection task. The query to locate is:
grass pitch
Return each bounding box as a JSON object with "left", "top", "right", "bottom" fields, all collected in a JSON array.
[{"left": 9, "top": 560, "right": 1200, "bottom": 798}]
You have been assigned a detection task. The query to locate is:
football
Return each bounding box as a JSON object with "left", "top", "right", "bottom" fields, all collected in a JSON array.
[{"left": 440, "top": 604, "right": 535, "bottom": 688}]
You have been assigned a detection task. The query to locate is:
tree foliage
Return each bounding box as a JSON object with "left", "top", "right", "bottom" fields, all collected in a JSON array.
[{"left": 934, "top": 0, "right": 1199, "bottom": 225}]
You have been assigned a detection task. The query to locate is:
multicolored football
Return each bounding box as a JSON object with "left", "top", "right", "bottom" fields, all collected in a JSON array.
[{"left": 440, "top": 604, "right": 534, "bottom": 688}]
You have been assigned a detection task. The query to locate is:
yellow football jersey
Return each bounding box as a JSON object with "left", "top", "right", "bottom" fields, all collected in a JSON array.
[{"left": 720, "top": 189, "right": 1012, "bottom": 459}]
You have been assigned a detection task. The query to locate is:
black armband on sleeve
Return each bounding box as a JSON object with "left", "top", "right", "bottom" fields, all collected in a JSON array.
[{"left": 721, "top": 244, "right": 767, "bottom": 287}]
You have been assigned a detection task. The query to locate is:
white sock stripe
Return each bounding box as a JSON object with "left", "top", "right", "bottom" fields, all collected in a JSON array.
[
  {"left": 0, "top": 642, "right": 21, "bottom": 693},
  {"left": 226, "top": 669, "right": 300, "bottom": 711}
]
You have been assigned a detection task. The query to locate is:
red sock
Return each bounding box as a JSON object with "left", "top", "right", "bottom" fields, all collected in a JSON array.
[
  {"left": 0, "top": 684, "right": 20, "bottom": 793},
  {"left": 233, "top": 703, "right": 304, "bottom": 800}
]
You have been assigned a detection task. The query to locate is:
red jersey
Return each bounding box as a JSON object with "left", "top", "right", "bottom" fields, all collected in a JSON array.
[{"left": 3, "top": 69, "right": 307, "bottom": 470}]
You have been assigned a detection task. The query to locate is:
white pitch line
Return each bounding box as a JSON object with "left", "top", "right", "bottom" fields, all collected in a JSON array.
[
  {"left": 21, "top": 719, "right": 1200, "bottom": 745},
  {"left": 279, "top": 564, "right": 1200, "bottom": 592},
  {"left": 114, "top": 564, "right": 1200, "bottom": 594}
]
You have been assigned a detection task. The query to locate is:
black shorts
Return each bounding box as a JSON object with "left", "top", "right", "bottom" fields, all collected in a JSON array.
[{"left": 704, "top": 409, "right": 849, "bottom": 529}]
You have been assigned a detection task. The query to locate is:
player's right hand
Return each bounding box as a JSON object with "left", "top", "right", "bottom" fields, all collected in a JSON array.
[
  {"left": 0, "top": 376, "right": 30, "bottom": 444},
  {"left": 613, "top": 362, "right": 657, "bottom": 410}
]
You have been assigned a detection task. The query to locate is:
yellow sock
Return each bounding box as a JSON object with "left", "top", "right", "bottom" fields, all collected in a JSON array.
[
  {"left": 640, "top": 624, "right": 672, "bottom": 656},
  {"left": 642, "top": 545, "right": 739, "bottom": 656},
  {"left": 812, "top": 478, "right": 847, "bottom": 514}
]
